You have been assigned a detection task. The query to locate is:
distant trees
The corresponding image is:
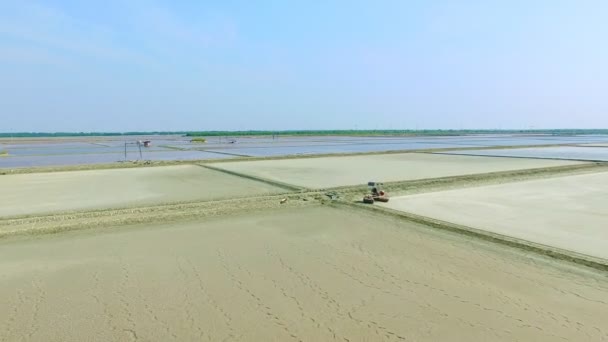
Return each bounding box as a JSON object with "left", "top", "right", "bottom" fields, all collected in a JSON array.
[
  {"left": 1, "top": 129, "right": 607, "bottom": 138},
  {"left": 185, "top": 129, "right": 608, "bottom": 137}
]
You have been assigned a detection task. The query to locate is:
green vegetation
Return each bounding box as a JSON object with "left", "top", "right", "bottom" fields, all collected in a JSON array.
[
  {"left": 1, "top": 129, "right": 607, "bottom": 138},
  {"left": 0, "top": 150, "right": 8, "bottom": 157},
  {"left": 0, "top": 132, "right": 178, "bottom": 138},
  {"left": 186, "top": 129, "right": 608, "bottom": 137},
  {"left": 190, "top": 137, "right": 207, "bottom": 143}
]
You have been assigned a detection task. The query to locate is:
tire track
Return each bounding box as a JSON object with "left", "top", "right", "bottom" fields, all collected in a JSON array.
[
  {"left": 341, "top": 240, "right": 548, "bottom": 334},
  {"left": 233, "top": 252, "right": 321, "bottom": 340},
  {"left": 118, "top": 259, "right": 139, "bottom": 341},
  {"left": 349, "top": 239, "right": 607, "bottom": 340},
  {"left": 175, "top": 256, "right": 207, "bottom": 341},
  {"left": 265, "top": 246, "right": 397, "bottom": 341},
  {"left": 296, "top": 238, "right": 554, "bottom": 340},
  {"left": 25, "top": 278, "right": 46, "bottom": 341},
  {"left": 184, "top": 258, "right": 238, "bottom": 342},
  {"left": 217, "top": 249, "right": 302, "bottom": 342},
  {"left": 132, "top": 268, "right": 178, "bottom": 341},
  {"left": 0, "top": 279, "right": 48, "bottom": 342},
  {"left": 0, "top": 288, "right": 24, "bottom": 342},
  {"left": 89, "top": 269, "right": 116, "bottom": 339}
]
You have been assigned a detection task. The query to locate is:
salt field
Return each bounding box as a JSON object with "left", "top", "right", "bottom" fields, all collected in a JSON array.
[
  {"left": 2, "top": 133, "right": 608, "bottom": 342},
  {"left": 3, "top": 134, "right": 608, "bottom": 168}
]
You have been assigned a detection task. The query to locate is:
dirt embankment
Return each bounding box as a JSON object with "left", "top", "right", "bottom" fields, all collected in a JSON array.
[{"left": 0, "top": 193, "right": 321, "bottom": 239}]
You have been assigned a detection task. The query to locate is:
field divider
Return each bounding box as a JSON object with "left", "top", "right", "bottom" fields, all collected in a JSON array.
[
  {"left": 0, "top": 193, "right": 325, "bottom": 239},
  {"left": 196, "top": 149, "right": 251, "bottom": 157},
  {"left": 198, "top": 164, "right": 306, "bottom": 192},
  {"left": 333, "top": 201, "right": 608, "bottom": 272},
  {"left": 330, "top": 162, "right": 608, "bottom": 198},
  {"left": 159, "top": 145, "right": 187, "bottom": 151}
]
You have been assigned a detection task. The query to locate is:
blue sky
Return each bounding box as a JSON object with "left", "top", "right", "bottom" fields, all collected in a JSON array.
[{"left": 1, "top": 0, "right": 607, "bottom": 132}]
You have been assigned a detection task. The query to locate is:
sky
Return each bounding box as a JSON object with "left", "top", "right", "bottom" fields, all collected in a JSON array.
[{"left": 1, "top": 0, "right": 607, "bottom": 132}]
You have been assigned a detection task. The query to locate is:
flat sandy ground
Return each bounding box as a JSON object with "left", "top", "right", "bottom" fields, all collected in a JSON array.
[
  {"left": 0, "top": 165, "right": 283, "bottom": 217},
  {"left": 1, "top": 206, "right": 607, "bottom": 341},
  {"left": 383, "top": 171, "right": 608, "bottom": 259},
  {"left": 213, "top": 153, "right": 583, "bottom": 188}
]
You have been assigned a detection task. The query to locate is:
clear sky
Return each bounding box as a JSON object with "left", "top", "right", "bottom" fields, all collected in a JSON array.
[{"left": 1, "top": 0, "right": 607, "bottom": 132}]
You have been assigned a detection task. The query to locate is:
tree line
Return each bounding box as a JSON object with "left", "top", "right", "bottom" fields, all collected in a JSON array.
[{"left": 1, "top": 129, "right": 607, "bottom": 138}]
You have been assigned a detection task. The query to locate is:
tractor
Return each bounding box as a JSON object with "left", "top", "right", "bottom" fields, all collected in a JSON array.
[{"left": 363, "top": 181, "right": 389, "bottom": 204}]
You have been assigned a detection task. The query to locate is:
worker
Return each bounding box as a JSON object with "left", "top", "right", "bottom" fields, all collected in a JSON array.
[{"left": 372, "top": 187, "right": 379, "bottom": 196}]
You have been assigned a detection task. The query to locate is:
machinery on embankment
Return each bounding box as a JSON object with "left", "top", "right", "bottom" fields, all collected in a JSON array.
[{"left": 363, "top": 181, "right": 389, "bottom": 204}]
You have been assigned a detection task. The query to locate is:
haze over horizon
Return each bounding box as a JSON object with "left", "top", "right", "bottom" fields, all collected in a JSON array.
[{"left": 1, "top": 1, "right": 607, "bottom": 132}]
